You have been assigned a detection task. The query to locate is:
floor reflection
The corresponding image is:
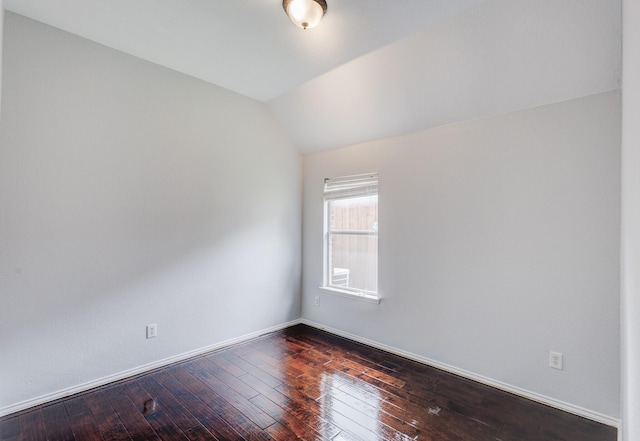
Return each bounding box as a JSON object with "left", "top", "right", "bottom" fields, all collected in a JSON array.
[{"left": 320, "top": 371, "right": 384, "bottom": 440}]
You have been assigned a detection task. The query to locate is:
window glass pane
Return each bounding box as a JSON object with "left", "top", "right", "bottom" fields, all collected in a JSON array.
[
  {"left": 329, "top": 195, "right": 378, "bottom": 232},
  {"left": 329, "top": 234, "right": 378, "bottom": 293},
  {"left": 327, "top": 195, "right": 378, "bottom": 293}
]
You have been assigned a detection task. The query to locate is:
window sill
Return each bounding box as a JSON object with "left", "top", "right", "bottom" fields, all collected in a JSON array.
[{"left": 319, "top": 287, "right": 381, "bottom": 304}]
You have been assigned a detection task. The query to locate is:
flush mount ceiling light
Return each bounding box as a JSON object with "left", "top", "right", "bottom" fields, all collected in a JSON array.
[{"left": 283, "top": 0, "right": 327, "bottom": 30}]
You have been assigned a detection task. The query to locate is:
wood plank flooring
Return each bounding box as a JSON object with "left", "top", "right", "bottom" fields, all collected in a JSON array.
[{"left": 0, "top": 324, "right": 617, "bottom": 441}]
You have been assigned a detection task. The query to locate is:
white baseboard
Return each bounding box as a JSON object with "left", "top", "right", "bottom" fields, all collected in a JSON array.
[
  {"left": 300, "top": 318, "right": 621, "bottom": 430},
  {"left": 0, "top": 319, "right": 302, "bottom": 418}
]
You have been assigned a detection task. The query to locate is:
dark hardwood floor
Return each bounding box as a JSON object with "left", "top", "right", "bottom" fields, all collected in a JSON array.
[{"left": 0, "top": 324, "right": 617, "bottom": 441}]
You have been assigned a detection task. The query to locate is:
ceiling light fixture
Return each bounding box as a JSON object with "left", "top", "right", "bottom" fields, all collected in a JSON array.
[{"left": 283, "top": 0, "right": 327, "bottom": 30}]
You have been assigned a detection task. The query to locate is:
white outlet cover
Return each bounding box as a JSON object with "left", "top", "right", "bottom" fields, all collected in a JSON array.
[
  {"left": 549, "top": 351, "right": 563, "bottom": 370},
  {"left": 146, "top": 324, "right": 157, "bottom": 339}
]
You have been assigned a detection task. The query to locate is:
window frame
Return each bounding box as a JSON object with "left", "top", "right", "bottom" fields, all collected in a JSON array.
[{"left": 322, "top": 173, "right": 380, "bottom": 303}]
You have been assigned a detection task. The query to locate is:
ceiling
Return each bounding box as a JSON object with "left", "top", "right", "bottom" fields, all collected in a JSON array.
[
  {"left": 2, "top": 0, "right": 481, "bottom": 102},
  {"left": 3, "top": 0, "right": 621, "bottom": 153}
]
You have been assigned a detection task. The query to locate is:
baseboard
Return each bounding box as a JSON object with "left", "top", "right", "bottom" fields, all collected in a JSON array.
[
  {"left": 300, "top": 318, "right": 621, "bottom": 430},
  {"left": 0, "top": 319, "right": 302, "bottom": 418}
]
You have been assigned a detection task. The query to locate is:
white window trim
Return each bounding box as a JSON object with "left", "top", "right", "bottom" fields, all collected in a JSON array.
[
  {"left": 319, "top": 286, "right": 381, "bottom": 304},
  {"left": 323, "top": 172, "right": 379, "bottom": 301}
]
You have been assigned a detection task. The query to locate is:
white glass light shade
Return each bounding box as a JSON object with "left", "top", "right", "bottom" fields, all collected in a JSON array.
[{"left": 283, "top": 0, "right": 327, "bottom": 30}]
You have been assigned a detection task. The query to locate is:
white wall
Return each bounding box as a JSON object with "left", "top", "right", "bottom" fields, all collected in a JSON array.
[
  {"left": 302, "top": 91, "right": 621, "bottom": 419},
  {"left": 0, "top": 13, "right": 301, "bottom": 413},
  {"left": 0, "top": 0, "right": 4, "bottom": 118},
  {"left": 621, "top": 0, "right": 640, "bottom": 438}
]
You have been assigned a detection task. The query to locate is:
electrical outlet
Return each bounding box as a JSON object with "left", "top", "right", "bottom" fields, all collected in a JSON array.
[
  {"left": 146, "top": 324, "right": 157, "bottom": 339},
  {"left": 314, "top": 296, "right": 320, "bottom": 306},
  {"left": 549, "top": 351, "right": 563, "bottom": 370}
]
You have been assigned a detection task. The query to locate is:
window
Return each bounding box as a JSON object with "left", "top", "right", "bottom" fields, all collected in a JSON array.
[{"left": 323, "top": 173, "right": 378, "bottom": 300}]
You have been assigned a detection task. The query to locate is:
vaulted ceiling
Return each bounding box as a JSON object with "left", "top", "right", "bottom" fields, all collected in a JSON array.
[{"left": 3, "top": 0, "right": 622, "bottom": 153}]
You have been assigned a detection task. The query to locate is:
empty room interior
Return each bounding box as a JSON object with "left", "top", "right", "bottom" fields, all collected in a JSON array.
[{"left": 1, "top": 0, "right": 639, "bottom": 440}]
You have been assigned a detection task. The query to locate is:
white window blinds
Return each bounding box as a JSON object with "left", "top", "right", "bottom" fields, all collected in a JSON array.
[{"left": 324, "top": 173, "right": 378, "bottom": 200}]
